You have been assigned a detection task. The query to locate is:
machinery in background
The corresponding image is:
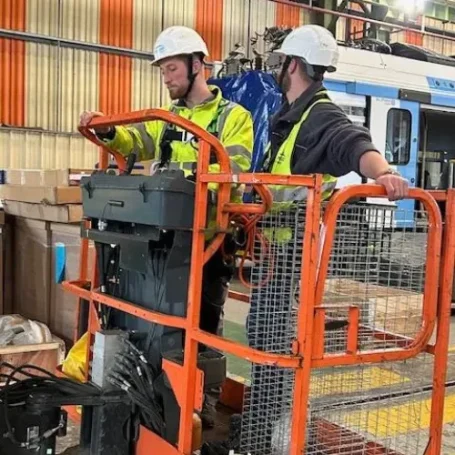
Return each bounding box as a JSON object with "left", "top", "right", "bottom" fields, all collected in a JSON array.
[
  {"left": 0, "top": 361, "right": 132, "bottom": 455},
  {"left": 0, "top": 329, "right": 190, "bottom": 455},
  {"left": 215, "top": 26, "right": 291, "bottom": 78}
]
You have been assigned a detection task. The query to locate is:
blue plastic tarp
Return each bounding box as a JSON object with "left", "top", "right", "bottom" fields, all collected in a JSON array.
[{"left": 209, "top": 71, "right": 282, "bottom": 172}]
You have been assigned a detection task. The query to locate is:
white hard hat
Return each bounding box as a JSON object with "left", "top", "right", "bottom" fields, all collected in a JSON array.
[
  {"left": 152, "top": 26, "right": 209, "bottom": 65},
  {"left": 274, "top": 25, "right": 339, "bottom": 72}
]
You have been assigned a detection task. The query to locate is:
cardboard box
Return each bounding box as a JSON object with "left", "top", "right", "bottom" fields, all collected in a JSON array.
[
  {"left": 68, "top": 169, "right": 93, "bottom": 185},
  {"left": 4, "top": 201, "right": 82, "bottom": 223},
  {"left": 374, "top": 294, "right": 423, "bottom": 336},
  {"left": 7, "top": 169, "right": 70, "bottom": 187},
  {"left": 2, "top": 219, "right": 12, "bottom": 315},
  {"left": 0, "top": 184, "right": 81, "bottom": 204},
  {"left": 6, "top": 169, "right": 93, "bottom": 187},
  {"left": 13, "top": 219, "right": 52, "bottom": 325},
  {"left": 325, "top": 278, "right": 423, "bottom": 337},
  {"left": 10, "top": 218, "right": 93, "bottom": 343}
]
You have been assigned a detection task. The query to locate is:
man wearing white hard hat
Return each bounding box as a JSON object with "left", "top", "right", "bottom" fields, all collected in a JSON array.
[
  {"left": 80, "top": 26, "right": 254, "bottom": 428},
  {"left": 244, "top": 25, "right": 410, "bottom": 454},
  {"left": 262, "top": 24, "right": 409, "bottom": 202}
]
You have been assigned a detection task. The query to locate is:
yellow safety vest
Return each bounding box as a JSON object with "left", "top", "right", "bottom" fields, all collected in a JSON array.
[
  {"left": 262, "top": 91, "right": 338, "bottom": 242},
  {"left": 265, "top": 92, "right": 338, "bottom": 207}
]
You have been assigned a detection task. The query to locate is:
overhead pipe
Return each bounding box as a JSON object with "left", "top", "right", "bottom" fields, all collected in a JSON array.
[
  {"left": 0, "top": 28, "right": 153, "bottom": 60},
  {"left": 268, "top": 0, "right": 455, "bottom": 44}
]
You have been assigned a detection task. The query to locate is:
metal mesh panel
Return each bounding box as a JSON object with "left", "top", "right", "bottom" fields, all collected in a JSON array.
[
  {"left": 307, "top": 355, "right": 434, "bottom": 455},
  {"left": 307, "top": 203, "right": 432, "bottom": 455},
  {"left": 240, "top": 205, "right": 306, "bottom": 455},
  {"left": 322, "top": 203, "right": 428, "bottom": 356},
  {"left": 241, "top": 202, "right": 432, "bottom": 455}
]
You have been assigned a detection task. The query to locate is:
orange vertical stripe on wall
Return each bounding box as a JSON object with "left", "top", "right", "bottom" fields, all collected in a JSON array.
[
  {"left": 196, "top": 0, "right": 224, "bottom": 62},
  {"left": 0, "top": 0, "right": 26, "bottom": 127},
  {"left": 276, "top": 3, "right": 301, "bottom": 28},
  {"left": 405, "top": 16, "right": 423, "bottom": 46},
  {"left": 349, "top": 1, "right": 364, "bottom": 41},
  {"left": 405, "top": 31, "right": 423, "bottom": 46},
  {"left": 99, "top": 0, "right": 133, "bottom": 115}
]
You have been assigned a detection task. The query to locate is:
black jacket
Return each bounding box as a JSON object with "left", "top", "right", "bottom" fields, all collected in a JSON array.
[{"left": 264, "top": 82, "right": 379, "bottom": 177}]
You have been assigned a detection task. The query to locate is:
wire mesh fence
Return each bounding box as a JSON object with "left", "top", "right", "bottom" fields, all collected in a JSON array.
[
  {"left": 239, "top": 201, "right": 433, "bottom": 455},
  {"left": 240, "top": 205, "right": 304, "bottom": 455}
]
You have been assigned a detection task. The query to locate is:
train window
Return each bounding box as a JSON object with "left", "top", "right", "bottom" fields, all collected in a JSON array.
[{"left": 385, "top": 109, "right": 411, "bottom": 165}]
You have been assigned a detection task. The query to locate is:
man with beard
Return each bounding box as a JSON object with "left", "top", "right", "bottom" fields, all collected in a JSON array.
[
  {"left": 241, "top": 25, "right": 410, "bottom": 455},
  {"left": 262, "top": 24, "right": 408, "bottom": 200},
  {"left": 80, "top": 25, "right": 253, "bottom": 429}
]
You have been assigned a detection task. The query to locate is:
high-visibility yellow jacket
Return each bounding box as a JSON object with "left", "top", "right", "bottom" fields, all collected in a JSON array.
[
  {"left": 264, "top": 89, "right": 338, "bottom": 209},
  {"left": 102, "top": 86, "right": 253, "bottom": 202},
  {"left": 262, "top": 90, "right": 338, "bottom": 242}
]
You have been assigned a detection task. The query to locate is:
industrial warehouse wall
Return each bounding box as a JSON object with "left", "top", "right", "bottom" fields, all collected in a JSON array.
[
  {"left": 0, "top": 0, "right": 453, "bottom": 170},
  {"left": 0, "top": 0, "right": 309, "bottom": 169}
]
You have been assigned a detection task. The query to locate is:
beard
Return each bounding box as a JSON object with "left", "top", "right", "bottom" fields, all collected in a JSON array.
[
  {"left": 168, "top": 84, "right": 189, "bottom": 100},
  {"left": 279, "top": 70, "right": 291, "bottom": 94},
  {"left": 273, "top": 69, "right": 291, "bottom": 94}
]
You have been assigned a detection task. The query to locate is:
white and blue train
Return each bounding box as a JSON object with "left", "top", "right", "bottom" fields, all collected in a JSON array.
[{"left": 326, "top": 44, "right": 455, "bottom": 227}]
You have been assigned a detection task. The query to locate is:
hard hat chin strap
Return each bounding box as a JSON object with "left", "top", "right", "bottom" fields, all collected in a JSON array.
[
  {"left": 300, "top": 58, "right": 326, "bottom": 82},
  {"left": 277, "top": 56, "right": 325, "bottom": 89},
  {"left": 183, "top": 54, "right": 197, "bottom": 99}
]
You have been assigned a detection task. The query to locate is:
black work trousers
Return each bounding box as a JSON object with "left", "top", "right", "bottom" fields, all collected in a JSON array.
[{"left": 200, "top": 248, "right": 233, "bottom": 336}]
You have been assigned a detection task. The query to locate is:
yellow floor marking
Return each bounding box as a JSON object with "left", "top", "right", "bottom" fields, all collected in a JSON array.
[
  {"left": 227, "top": 373, "right": 248, "bottom": 385},
  {"left": 448, "top": 345, "right": 455, "bottom": 353},
  {"left": 310, "top": 367, "right": 409, "bottom": 398},
  {"left": 342, "top": 393, "right": 455, "bottom": 437}
]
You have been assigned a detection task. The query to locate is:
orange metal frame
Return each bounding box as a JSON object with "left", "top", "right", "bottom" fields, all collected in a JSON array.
[{"left": 63, "top": 109, "right": 454, "bottom": 455}]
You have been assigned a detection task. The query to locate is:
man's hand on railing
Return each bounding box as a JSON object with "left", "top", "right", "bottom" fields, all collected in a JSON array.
[
  {"left": 375, "top": 172, "right": 409, "bottom": 201},
  {"left": 79, "top": 110, "right": 110, "bottom": 134}
]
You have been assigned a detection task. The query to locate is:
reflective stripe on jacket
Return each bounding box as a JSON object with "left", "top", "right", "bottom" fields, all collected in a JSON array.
[
  {"left": 262, "top": 91, "right": 338, "bottom": 243},
  {"left": 264, "top": 90, "right": 338, "bottom": 207}
]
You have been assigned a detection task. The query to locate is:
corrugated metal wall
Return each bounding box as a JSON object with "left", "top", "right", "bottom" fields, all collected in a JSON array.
[
  {"left": 250, "top": 0, "right": 277, "bottom": 57},
  {"left": 223, "top": 0, "right": 250, "bottom": 60},
  {"left": 0, "top": 0, "right": 26, "bottom": 127},
  {"left": 423, "top": 17, "right": 455, "bottom": 55},
  {"left": 99, "top": 0, "right": 133, "bottom": 115},
  {"left": 132, "top": 0, "right": 162, "bottom": 109},
  {"left": 0, "top": 128, "right": 98, "bottom": 169},
  {"left": 1, "top": 0, "right": 455, "bottom": 170},
  {"left": 196, "top": 0, "right": 224, "bottom": 61}
]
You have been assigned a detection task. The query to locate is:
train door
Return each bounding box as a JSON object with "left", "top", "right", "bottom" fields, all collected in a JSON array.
[{"left": 369, "top": 97, "right": 420, "bottom": 228}]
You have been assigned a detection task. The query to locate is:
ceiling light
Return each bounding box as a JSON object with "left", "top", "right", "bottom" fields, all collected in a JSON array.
[{"left": 397, "top": 0, "right": 426, "bottom": 14}]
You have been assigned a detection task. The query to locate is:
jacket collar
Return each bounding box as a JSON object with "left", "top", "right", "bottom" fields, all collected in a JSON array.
[
  {"left": 275, "top": 82, "right": 326, "bottom": 125},
  {"left": 174, "top": 85, "right": 222, "bottom": 110}
]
